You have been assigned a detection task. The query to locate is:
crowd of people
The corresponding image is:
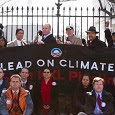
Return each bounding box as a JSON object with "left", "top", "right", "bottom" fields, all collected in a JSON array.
[
  {"left": 0, "top": 67, "right": 115, "bottom": 115},
  {"left": 0, "top": 21, "right": 115, "bottom": 48},
  {"left": 0, "top": 22, "right": 115, "bottom": 115}
]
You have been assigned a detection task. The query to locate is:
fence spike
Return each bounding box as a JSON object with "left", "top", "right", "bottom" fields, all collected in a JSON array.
[
  {"left": 2, "top": 7, "right": 4, "bottom": 13},
  {"left": 32, "top": 6, "right": 34, "bottom": 10},
  {"left": 16, "top": 6, "right": 19, "bottom": 10},
  {"left": 37, "top": 7, "right": 39, "bottom": 10},
  {"left": 69, "top": 7, "right": 71, "bottom": 10},
  {"left": 87, "top": 7, "right": 88, "bottom": 11},
  {"left": 11, "top": 6, "right": 14, "bottom": 11},
  {"left": 92, "top": 7, "right": 95, "bottom": 11},
  {"left": 75, "top": 7, "right": 77, "bottom": 10},
  {"left": 27, "top": 6, "right": 29, "bottom": 10},
  {"left": 21, "top": 6, "right": 24, "bottom": 10},
  {"left": 6, "top": 6, "right": 9, "bottom": 10},
  {"left": 52, "top": 7, "right": 54, "bottom": 10},
  {"left": 47, "top": 7, "right": 49, "bottom": 10}
]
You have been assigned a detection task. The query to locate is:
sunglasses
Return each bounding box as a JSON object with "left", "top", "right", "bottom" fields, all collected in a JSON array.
[{"left": 43, "top": 72, "right": 50, "bottom": 73}]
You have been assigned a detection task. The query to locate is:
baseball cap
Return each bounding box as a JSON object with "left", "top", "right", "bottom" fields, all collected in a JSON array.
[
  {"left": 66, "top": 25, "right": 74, "bottom": 31},
  {"left": 112, "top": 31, "right": 115, "bottom": 35}
]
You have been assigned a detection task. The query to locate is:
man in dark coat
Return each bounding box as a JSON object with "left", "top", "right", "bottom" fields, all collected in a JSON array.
[
  {"left": 105, "top": 21, "right": 115, "bottom": 48},
  {"left": 36, "top": 68, "right": 59, "bottom": 115},
  {"left": 34, "top": 24, "right": 56, "bottom": 44},
  {"left": 0, "top": 68, "right": 9, "bottom": 96},
  {"left": 86, "top": 26, "right": 106, "bottom": 48},
  {"left": 20, "top": 67, "right": 35, "bottom": 114},
  {"left": 81, "top": 77, "right": 115, "bottom": 115}
]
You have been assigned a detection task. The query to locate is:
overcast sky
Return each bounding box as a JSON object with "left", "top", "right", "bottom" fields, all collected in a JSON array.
[{"left": 0, "top": 0, "right": 99, "bottom": 8}]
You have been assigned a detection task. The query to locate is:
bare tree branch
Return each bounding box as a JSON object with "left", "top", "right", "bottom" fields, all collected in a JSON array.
[
  {"left": 98, "top": 0, "right": 115, "bottom": 18},
  {"left": 0, "top": 0, "right": 13, "bottom": 8},
  {"left": 108, "top": 0, "right": 115, "bottom": 4}
]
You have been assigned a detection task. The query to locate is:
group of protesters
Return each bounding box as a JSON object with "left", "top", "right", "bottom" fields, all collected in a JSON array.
[
  {"left": 0, "top": 21, "right": 115, "bottom": 115},
  {"left": 0, "top": 67, "right": 115, "bottom": 115},
  {"left": 0, "top": 21, "right": 115, "bottom": 48}
]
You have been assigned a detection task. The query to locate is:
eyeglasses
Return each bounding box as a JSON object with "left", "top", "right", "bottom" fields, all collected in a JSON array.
[{"left": 43, "top": 72, "right": 50, "bottom": 73}]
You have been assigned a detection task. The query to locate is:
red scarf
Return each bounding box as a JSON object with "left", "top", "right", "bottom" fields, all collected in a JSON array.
[{"left": 41, "top": 79, "right": 51, "bottom": 115}]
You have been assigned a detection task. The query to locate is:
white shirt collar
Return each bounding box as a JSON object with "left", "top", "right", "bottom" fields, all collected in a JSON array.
[
  {"left": 21, "top": 80, "right": 27, "bottom": 84},
  {"left": 12, "top": 89, "right": 19, "bottom": 94},
  {"left": 43, "top": 33, "right": 51, "bottom": 38},
  {"left": 95, "top": 92, "right": 102, "bottom": 98},
  {"left": 0, "top": 79, "right": 3, "bottom": 85},
  {"left": 16, "top": 39, "right": 22, "bottom": 46},
  {"left": 16, "top": 39, "right": 25, "bottom": 46}
]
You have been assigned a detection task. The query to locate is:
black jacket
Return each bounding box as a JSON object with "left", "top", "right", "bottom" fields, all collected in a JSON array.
[
  {"left": 21, "top": 79, "right": 36, "bottom": 115},
  {"left": 21, "top": 80, "right": 35, "bottom": 107},
  {"left": 87, "top": 36, "right": 106, "bottom": 48},
  {"left": 105, "top": 85, "right": 115, "bottom": 100},
  {"left": 42, "top": 34, "right": 57, "bottom": 44},
  {"left": 105, "top": 29, "right": 115, "bottom": 48},
  {"left": 22, "top": 80, "right": 35, "bottom": 99},
  {"left": 0, "top": 80, "right": 9, "bottom": 96},
  {"left": 73, "top": 84, "right": 92, "bottom": 114},
  {"left": 84, "top": 90, "right": 115, "bottom": 115}
]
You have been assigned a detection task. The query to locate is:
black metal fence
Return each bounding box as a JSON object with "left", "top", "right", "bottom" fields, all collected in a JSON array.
[{"left": 0, "top": 6, "right": 114, "bottom": 43}]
